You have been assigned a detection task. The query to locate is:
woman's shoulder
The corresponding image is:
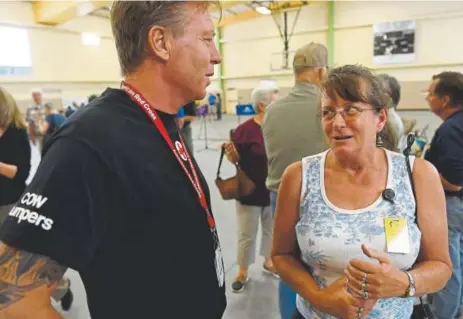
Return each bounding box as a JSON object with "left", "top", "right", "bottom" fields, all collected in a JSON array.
[
  {"left": 301, "top": 150, "right": 328, "bottom": 165},
  {"left": 233, "top": 119, "right": 260, "bottom": 140}
]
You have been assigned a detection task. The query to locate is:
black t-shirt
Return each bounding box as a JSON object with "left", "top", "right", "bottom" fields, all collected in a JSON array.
[
  {"left": 0, "top": 88, "right": 227, "bottom": 319},
  {"left": 425, "top": 109, "right": 463, "bottom": 197},
  {"left": 0, "top": 126, "right": 31, "bottom": 206}
]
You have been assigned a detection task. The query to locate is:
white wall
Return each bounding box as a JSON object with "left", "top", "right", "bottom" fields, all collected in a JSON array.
[
  {"left": 0, "top": 1, "right": 120, "bottom": 110},
  {"left": 220, "top": 1, "right": 463, "bottom": 115},
  {"left": 0, "top": 1, "right": 225, "bottom": 111}
]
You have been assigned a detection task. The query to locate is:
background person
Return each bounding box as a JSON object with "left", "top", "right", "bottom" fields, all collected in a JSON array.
[
  {"left": 424, "top": 71, "right": 463, "bottom": 319},
  {"left": 216, "top": 93, "right": 222, "bottom": 121},
  {"left": 377, "top": 73, "right": 405, "bottom": 152},
  {"left": 272, "top": 65, "right": 452, "bottom": 319},
  {"left": 39, "top": 103, "right": 67, "bottom": 146},
  {"left": 262, "top": 42, "right": 329, "bottom": 319},
  {"left": 182, "top": 101, "right": 197, "bottom": 153},
  {"left": 26, "top": 89, "right": 45, "bottom": 153},
  {"left": 0, "top": 87, "right": 31, "bottom": 223},
  {"left": 224, "top": 82, "right": 280, "bottom": 293},
  {"left": 177, "top": 106, "right": 185, "bottom": 129}
]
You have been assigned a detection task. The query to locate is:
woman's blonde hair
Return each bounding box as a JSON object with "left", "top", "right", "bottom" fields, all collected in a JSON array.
[{"left": 0, "top": 87, "right": 26, "bottom": 130}]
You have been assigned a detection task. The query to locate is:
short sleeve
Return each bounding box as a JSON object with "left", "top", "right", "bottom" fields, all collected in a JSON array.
[
  {"left": 433, "top": 128, "right": 463, "bottom": 186},
  {"left": 0, "top": 137, "right": 110, "bottom": 271}
]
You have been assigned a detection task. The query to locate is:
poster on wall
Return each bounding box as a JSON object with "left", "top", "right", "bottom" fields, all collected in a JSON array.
[{"left": 373, "top": 20, "right": 416, "bottom": 65}]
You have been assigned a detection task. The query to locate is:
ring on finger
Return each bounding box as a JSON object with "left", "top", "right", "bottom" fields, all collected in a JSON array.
[
  {"left": 356, "top": 307, "right": 364, "bottom": 319},
  {"left": 361, "top": 281, "right": 367, "bottom": 291},
  {"left": 362, "top": 272, "right": 367, "bottom": 283},
  {"left": 363, "top": 290, "right": 369, "bottom": 300}
]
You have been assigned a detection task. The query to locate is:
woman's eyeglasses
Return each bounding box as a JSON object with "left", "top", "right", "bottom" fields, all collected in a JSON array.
[{"left": 320, "top": 105, "right": 378, "bottom": 121}]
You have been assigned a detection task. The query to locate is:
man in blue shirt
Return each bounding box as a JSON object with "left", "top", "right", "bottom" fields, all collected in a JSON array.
[
  {"left": 40, "top": 104, "right": 67, "bottom": 147},
  {"left": 424, "top": 71, "right": 463, "bottom": 319}
]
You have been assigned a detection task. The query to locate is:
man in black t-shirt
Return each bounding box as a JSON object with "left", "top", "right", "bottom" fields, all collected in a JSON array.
[
  {"left": 0, "top": 2, "right": 225, "bottom": 319},
  {"left": 424, "top": 71, "right": 463, "bottom": 319}
]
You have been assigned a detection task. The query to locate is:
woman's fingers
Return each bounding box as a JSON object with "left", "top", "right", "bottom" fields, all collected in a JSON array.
[
  {"left": 347, "top": 264, "right": 370, "bottom": 280},
  {"left": 345, "top": 269, "right": 381, "bottom": 299}
]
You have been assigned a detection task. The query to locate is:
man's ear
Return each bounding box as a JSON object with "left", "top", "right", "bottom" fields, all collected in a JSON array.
[
  {"left": 147, "top": 26, "right": 172, "bottom": 62},
  {"left": 441, "top": 95, "right": 451, "bottom": 108}
]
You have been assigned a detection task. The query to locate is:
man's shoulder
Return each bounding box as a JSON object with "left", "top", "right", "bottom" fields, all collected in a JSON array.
[
  {"left": 448, "top": 110, "right": 463, "bottom": 126},
  {"left": 266, "top": 95, "right": 293, "bottom": 113},
  {"left": 439, "top": 111, "right": 463, "bottom": 136},
  {"left": 56, "top": 89, "right": 139, "bottom": 147}
]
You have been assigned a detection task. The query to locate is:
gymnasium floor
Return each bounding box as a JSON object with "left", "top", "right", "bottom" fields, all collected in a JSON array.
[{"left": 27, "top": 114, "right": 281, "bottom": 319}]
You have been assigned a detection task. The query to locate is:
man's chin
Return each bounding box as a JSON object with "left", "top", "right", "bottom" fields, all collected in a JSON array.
[{"left": 195, "top": 90, "right": 207, "bottom": 101}]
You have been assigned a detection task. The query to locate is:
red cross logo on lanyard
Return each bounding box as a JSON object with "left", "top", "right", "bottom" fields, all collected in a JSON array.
[{"left": 175, "top": 141, "right": 188, "bottom": 162}]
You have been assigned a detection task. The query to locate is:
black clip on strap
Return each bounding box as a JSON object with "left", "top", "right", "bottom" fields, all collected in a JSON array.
[
  {"left": 403, "top": 134, "right": 417, "bottom": 200},
  {"left": 216, "top": 144, "right": 225, "bottom": 178}
]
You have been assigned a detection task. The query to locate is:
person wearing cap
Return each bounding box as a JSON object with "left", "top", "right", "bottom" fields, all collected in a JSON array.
[{"left": 262, "top": 42, "right": 329, "bottom": 319}]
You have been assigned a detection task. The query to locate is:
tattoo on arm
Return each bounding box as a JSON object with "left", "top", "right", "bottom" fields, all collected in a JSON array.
[{"left": 0, "top": 242, "right": 67, "bottom": 310}]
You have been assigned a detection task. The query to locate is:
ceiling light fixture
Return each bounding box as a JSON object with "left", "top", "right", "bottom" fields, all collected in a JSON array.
[{"left": 256, "top": 6, "right": 271, "bottom": 15}]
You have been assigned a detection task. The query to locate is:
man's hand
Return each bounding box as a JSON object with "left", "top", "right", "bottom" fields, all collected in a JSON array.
[{"left": 0, "top": 242, "right": 67, "bottom": 318}]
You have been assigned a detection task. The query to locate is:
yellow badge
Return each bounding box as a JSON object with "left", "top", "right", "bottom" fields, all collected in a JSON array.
[{"left": 384, "top": 217, "right": 410, "bottom": 254}]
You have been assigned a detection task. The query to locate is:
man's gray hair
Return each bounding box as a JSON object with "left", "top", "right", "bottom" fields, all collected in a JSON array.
[{"left": 251, "top": 80, "right": 279, "bottom": 110}]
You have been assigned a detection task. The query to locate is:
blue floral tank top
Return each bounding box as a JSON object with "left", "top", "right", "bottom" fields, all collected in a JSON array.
[{"left": 296, "top": 149, "right": 421, "bottom": 318}]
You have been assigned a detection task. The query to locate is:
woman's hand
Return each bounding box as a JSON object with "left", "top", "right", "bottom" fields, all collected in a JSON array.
[
  {"left": 345, "top": 244, "right": 409, "bottom": 299},
  {"left": 223, "top": 142, "right": 240, "bottom": 164},
  {"left": 314, "top": 276, "right": 377, "bottom": 319}
]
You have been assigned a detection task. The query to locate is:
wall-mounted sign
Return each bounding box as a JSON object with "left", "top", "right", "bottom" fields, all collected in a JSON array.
[{"left": 373, "top": 20, "right": 416, "bottom": 65}]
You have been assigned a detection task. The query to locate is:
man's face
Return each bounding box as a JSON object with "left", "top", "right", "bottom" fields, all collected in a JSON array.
[
  {"left": 32, "top": 92, "right": 42, "bottom": 105},
  {"left": 426, "top": 79, "right": 447, "bottom": 116},
  {"left": 168, "top": 5, "right": 222, "bottom": 101}
]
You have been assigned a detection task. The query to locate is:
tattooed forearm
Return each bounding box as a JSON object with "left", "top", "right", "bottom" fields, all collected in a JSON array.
[{"left": 0, "top": 242, "right": 67, "bottom": 310}]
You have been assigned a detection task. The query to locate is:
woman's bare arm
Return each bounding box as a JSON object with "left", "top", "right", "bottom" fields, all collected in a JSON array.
[
  {"left": 271, "top": 162, "right": 323, "bottom": 304},
  {"left": 410, "top": 158, "right": 452, "bottom": 295}
]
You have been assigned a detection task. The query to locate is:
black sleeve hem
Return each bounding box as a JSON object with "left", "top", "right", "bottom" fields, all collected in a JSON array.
[{"left": 0, "top": 230, "right": 90, "bottom": 272}]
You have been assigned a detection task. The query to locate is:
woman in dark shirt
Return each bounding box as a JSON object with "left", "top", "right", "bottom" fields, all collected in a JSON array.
[
  {"left": 224, "top": 82, "right": 280, "bottom": 293},
  {"left": 0, "top": 87, "right": 31, "bottom": 223}
]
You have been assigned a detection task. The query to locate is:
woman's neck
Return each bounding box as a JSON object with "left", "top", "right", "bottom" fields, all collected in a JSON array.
[
  {"left": 253, "top": 113, "right": 264, "bottom": 125},
  {"left": 329, "top": 147, "right": 383, "bottom": 176}
]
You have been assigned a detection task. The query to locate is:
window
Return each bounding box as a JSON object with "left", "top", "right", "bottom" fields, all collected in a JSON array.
[
  {"left": 81, "top": 32, "right": 100, "bottom": 46},
  {"left": 0, "top": 26, "right": 32, "bottom": 76}
]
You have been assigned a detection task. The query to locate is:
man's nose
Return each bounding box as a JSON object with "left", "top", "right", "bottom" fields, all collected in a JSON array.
[{"left": 211, "top": 43, "right": 222, "bottom": 65}]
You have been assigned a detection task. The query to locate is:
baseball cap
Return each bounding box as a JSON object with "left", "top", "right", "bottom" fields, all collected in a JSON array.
[{"left": 293, "top": 42, "right": 329, "bottom": 69}]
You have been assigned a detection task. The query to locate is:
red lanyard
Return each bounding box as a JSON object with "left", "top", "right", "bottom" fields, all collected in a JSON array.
[{"left": 120, "top": 81, "right": 215, "bottom": 230}]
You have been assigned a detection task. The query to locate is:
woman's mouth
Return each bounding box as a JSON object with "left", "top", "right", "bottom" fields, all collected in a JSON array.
[{"left": 333, "top": 136, "right": 353, "bottom": 141}]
